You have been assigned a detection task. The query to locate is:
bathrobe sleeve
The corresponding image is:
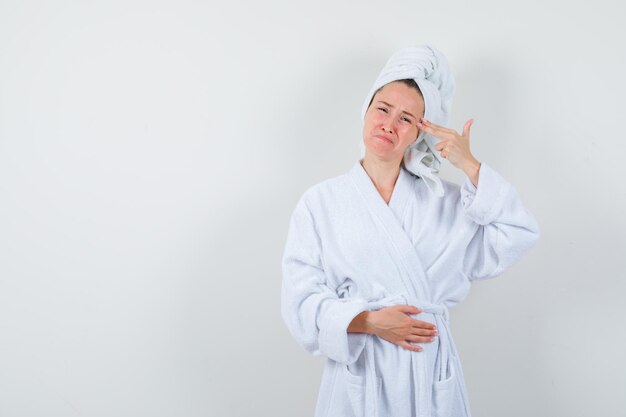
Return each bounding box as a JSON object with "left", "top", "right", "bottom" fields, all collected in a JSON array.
[
  {"left": 281, "top": 196, "right": 369, "bottom": 365},
  {"left": 459, "top": 162, "right": 541, "bottom": 281}
]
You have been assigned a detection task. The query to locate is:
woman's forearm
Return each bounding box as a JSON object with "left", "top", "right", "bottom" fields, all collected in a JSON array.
[{"left": 348, "top": 311, "right": 373, "bottom": 334}]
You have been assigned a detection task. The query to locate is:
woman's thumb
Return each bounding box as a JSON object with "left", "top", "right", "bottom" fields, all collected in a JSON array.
[
  {"left": 463, "top": 118, "right": 474, "bottom": 138},
  {"left": 399, "top": 305, "right": 422, "bottom": 314}
]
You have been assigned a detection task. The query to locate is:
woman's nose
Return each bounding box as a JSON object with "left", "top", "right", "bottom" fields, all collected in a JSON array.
[
  {"left": 381, "top": 117, "right": 394, "bottom": 133},
  {"left": 382, "top": 124, "right": 394, "bottom": 134}
]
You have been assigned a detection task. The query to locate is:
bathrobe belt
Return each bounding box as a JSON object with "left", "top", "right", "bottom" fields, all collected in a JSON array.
[{"left": 361, "top": 294, "right": 456, "bottom": 417}]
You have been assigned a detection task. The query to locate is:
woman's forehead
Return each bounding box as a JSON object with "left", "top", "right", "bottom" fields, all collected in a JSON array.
[{"left": 375, "top": 82, "right": 424, "bottom": 112}]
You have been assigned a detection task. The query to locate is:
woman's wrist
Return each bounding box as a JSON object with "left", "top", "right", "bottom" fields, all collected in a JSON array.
[
  {"left": 463, "top": 158, "right": 481, "bottom": 188},
  {"left": 347, "top": 310, "right": 375, "bottom": 334}
]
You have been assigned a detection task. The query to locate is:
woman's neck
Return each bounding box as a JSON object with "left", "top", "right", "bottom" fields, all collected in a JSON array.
[{"left": 360, "top": 155, "right": 401, "bottom": 203}]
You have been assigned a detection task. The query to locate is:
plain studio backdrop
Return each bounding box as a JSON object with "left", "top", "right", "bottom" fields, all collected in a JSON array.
[{"left": 1, "top": 0, "right": 625, "bottom": 416}]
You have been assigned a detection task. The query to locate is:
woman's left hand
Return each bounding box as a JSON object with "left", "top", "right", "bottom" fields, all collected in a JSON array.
[{"left": 417, "top": 117, "right": 481, "bottom": 185}]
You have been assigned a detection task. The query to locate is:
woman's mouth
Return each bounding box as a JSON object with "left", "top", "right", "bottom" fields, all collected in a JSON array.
[{"left": 374, "top": 134, "right": 393, "bottom": 144}]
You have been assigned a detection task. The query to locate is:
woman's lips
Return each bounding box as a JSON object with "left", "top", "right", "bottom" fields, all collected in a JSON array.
[{"left": 374, "top": 134, "right": 393, "bottom": 144}]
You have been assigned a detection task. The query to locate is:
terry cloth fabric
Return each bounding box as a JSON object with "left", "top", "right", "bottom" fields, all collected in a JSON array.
[{"left": 359, "top": 44, "right": 456, "bottom": 197}]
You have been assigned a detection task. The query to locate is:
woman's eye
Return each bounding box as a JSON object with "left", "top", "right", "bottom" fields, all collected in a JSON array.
[
  {"left": 402, "top": 117, "right": 411, "bottom": 123},
  {"left": 377, "top": 107, "right": 388, "bottom": 113}
]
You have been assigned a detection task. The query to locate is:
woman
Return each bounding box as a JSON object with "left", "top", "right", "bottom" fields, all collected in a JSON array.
[{"left": 280, "top": 45, "right": 540, "bottom": 417}]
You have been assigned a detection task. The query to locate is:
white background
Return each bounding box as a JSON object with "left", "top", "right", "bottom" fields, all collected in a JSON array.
[{"left": 1, "top": 1, "right": 625, "bottom": 416}]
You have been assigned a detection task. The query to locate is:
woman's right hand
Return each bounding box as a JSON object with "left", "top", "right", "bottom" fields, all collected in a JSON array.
[{"left": 366, "top": 305, "right": 438, "bottom": 352}]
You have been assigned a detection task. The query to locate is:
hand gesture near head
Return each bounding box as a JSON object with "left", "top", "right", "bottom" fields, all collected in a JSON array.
[{"left": 417, "top": 118, "right": 482, "bottom": 187}]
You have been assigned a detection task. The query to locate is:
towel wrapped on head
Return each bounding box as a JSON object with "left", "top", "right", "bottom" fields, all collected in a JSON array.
[{"left": 359, "top": 44, "right": 456, "bottom": 197}]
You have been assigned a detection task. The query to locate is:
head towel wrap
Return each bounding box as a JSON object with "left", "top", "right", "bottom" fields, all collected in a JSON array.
[{"left": 359, "top": 44, "right": 456, "bottom": 198}]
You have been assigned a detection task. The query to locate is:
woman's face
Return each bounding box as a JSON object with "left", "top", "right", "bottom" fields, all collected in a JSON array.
[{"left": 362, "top": 81, "right": 425, "bottom": 162}]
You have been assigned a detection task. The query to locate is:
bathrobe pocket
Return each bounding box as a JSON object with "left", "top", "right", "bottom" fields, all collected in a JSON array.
[
  {"left": 344, "top": 365, "right": 383, "bottom": 417},
  {"left": 432, "top": 359, "right": 459, "bottom": 417}
]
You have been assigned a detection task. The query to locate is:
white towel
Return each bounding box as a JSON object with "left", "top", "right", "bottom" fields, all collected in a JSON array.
[{"left": 359, "top": 44, "right": 456, "bottom": 197}]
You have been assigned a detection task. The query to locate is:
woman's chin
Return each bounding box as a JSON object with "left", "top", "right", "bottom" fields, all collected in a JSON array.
[{"left": 365, "top": 138, "right": 394, "bottom": 152}]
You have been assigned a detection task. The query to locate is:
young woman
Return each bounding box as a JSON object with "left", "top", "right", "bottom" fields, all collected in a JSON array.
[{"left": 281, "top": 44, "right": 540, "bottom": 417}]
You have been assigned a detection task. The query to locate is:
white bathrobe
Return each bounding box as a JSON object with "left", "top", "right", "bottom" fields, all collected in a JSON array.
[{"left": 281, "top": 159, "right": 540, "bottom": 417}]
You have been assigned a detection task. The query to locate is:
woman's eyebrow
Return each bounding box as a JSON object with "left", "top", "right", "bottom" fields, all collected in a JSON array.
[{"left": 376, "top": 100, "right": 417, "bottom": 119}]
